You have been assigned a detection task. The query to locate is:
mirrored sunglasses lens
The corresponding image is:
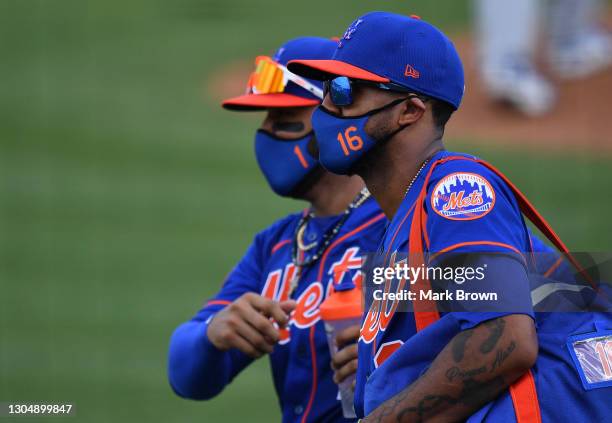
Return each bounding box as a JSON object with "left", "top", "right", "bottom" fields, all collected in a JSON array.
[
  {"left": 249, "top": 57, "right": 285, "bottom": 94},
  {"left": 330, "top": 76, "right": 352, "bottom": 106}
]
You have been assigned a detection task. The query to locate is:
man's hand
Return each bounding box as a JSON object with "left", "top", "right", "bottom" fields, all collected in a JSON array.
[
  {"left": 331, "top": 324, "right": 360, "bottom": 384},
  {"left": 363, "top": 314, "right": 538, "bottom": 423},
  {"left": 207, "top": 293, "right": 296, "bottom": 358}
]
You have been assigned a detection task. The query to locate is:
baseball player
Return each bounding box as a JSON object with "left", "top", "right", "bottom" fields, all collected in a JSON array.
[
  {"left": 167, "top": 37, "right": 387, "bottom": 423},
  {"left": 289, "top": 12, "right": 612, "bottom": 422},
  {"left": 475, "top": 0, "right": 612, "bottom": 116}
]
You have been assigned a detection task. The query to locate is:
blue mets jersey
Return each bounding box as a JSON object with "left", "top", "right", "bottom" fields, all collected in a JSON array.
[
  {"left": 355, "top": 151, "right": 612, "bottom": 421},
  {"left": 168, "top": 196, "right": 386, "bottom": 423}
]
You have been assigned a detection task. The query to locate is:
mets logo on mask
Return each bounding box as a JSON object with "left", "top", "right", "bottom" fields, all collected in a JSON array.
[{"left": 431, "top": 172, "right": 496, "bottom": 220}]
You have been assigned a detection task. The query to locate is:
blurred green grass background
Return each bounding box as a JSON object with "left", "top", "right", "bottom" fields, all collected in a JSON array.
[{"left": 0, "top": 1, "right": 610, "bottom": 422}]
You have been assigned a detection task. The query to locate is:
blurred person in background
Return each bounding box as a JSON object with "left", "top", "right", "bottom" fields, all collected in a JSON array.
[
  {"left": 475, "top": 0, "right": 612, "bottom": 116},
  {"left": 167, "top": 36, "right": 387, "bottom": 423}
]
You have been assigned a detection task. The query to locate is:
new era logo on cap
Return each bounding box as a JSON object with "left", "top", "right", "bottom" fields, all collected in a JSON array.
[
  {"left": 288, "top": 12, "right": 465, "bottom": 109},
  {"left": 404, "top": 64, "right": 420, "bottom": 79}
]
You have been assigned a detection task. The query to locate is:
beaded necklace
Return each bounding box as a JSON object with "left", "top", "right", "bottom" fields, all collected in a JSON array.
[{"left": 289, "top": 188, "right": 371, "bottom": 295}]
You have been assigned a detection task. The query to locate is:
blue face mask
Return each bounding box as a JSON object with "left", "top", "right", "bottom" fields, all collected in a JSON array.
[
  {"left": 254, "top": 129, "right": 319, "bottom": 197},
  {"left": 311, "top": 98, "right": 408, "bottom": 175}
]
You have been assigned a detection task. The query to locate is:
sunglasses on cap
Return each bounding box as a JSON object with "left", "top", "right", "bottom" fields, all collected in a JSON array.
[
  {"left": 324, "top": 76, "right": 426, "bottom": 107},
  {"left": 246, "top": 56, "right": 324, "bottom": 99}
]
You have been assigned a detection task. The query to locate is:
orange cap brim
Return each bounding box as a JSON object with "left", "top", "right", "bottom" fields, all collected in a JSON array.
[
  {"left": 222, "top": 93, "right": 320, "bottom": 111},
  {"left": 287, "top": 59, "right": 390, "bottom": 82}
]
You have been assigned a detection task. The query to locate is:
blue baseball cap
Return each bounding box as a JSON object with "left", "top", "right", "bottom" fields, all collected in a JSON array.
[
  {"left": 222, "top": 37, "right": 337, "bottom": 110},
  {"left": 287, "top": 12, "right": 465, "bottom": 109}
]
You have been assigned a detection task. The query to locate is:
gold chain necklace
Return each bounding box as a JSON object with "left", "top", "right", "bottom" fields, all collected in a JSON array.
[
  {"left": 405, "top": 158, "right": 431, "bottom": 195},
  {"left": 296, "top": 223, "right": 317, "bottom": 251}
]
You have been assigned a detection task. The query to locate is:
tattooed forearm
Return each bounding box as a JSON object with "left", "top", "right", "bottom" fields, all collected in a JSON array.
[
  {"left": 396, "top": 394, "right": 456, "bottom": 423},
  {"left": 392, "top": 375, "right": 507, "bottom": 422},
  {"left": 363, "top": 316, "right": 537, "bottom": 423},
  {"left": 451, "top": 329, "right": 474, "bottom": 362},
  {"left": 365, "top": 378, "right": 421, "bottom": 423},
  {"left": 404, "top": 345, "right": 513, "bottom": 420},
  {"left": 458, "top": 375, "right": 507, "bottom": 407},
  {"left": 479, "top": 318, "right": 506, "bottom": 353},
  {"left": 448, "top": 340, "right": 518, "bottom": 381},
  {"left": 490, "top": 341, "right": 516, "bottom": 372},
  {"left": 445, "top": 365, "right": 487, "bottom": 382},
  {"left": 451, "top": 318, "right": 506, "bottom": 366}
]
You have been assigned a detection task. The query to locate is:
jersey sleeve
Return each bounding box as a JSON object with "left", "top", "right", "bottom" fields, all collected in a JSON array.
[
  {"left": 167, "top": 230, "right": 270, "bottom": 400},
  {"left": 424, "top": 159, "right": 534, "bottom": 329},
  {"left": 425, "top": 160, "right": 528, "bottom": 255}
]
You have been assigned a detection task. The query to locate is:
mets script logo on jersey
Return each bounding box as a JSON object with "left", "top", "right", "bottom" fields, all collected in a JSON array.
[
  {"left": 262, "top": 248, "right": 363, "bottom": 344},
  {"left": 338, "top": 18, "right": 363, "bottom": 48},
  {"left": 431, "top": 172, "right": 496, "bottom": 220},
  {"left": 360, "top": 251, "right": 407, "bottom": 367},
  {"left": 360, "top": 251, "right": 405, "bottom": 344}
]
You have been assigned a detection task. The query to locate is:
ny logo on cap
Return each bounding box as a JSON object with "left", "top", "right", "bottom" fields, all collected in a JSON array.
[{"left": 338, "top": 18, "right": 363, "bottom": 48}]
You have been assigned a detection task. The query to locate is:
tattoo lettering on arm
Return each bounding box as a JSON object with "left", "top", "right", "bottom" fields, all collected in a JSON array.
[
  {"left": 445, "top": 365, "right": 487, "bottom": 382},
  {"left": 364, "top": 317, "right": 536, "bottom": 423},
  {"left": 490, "top": 341, "right": 516, "bottom": 372}
]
